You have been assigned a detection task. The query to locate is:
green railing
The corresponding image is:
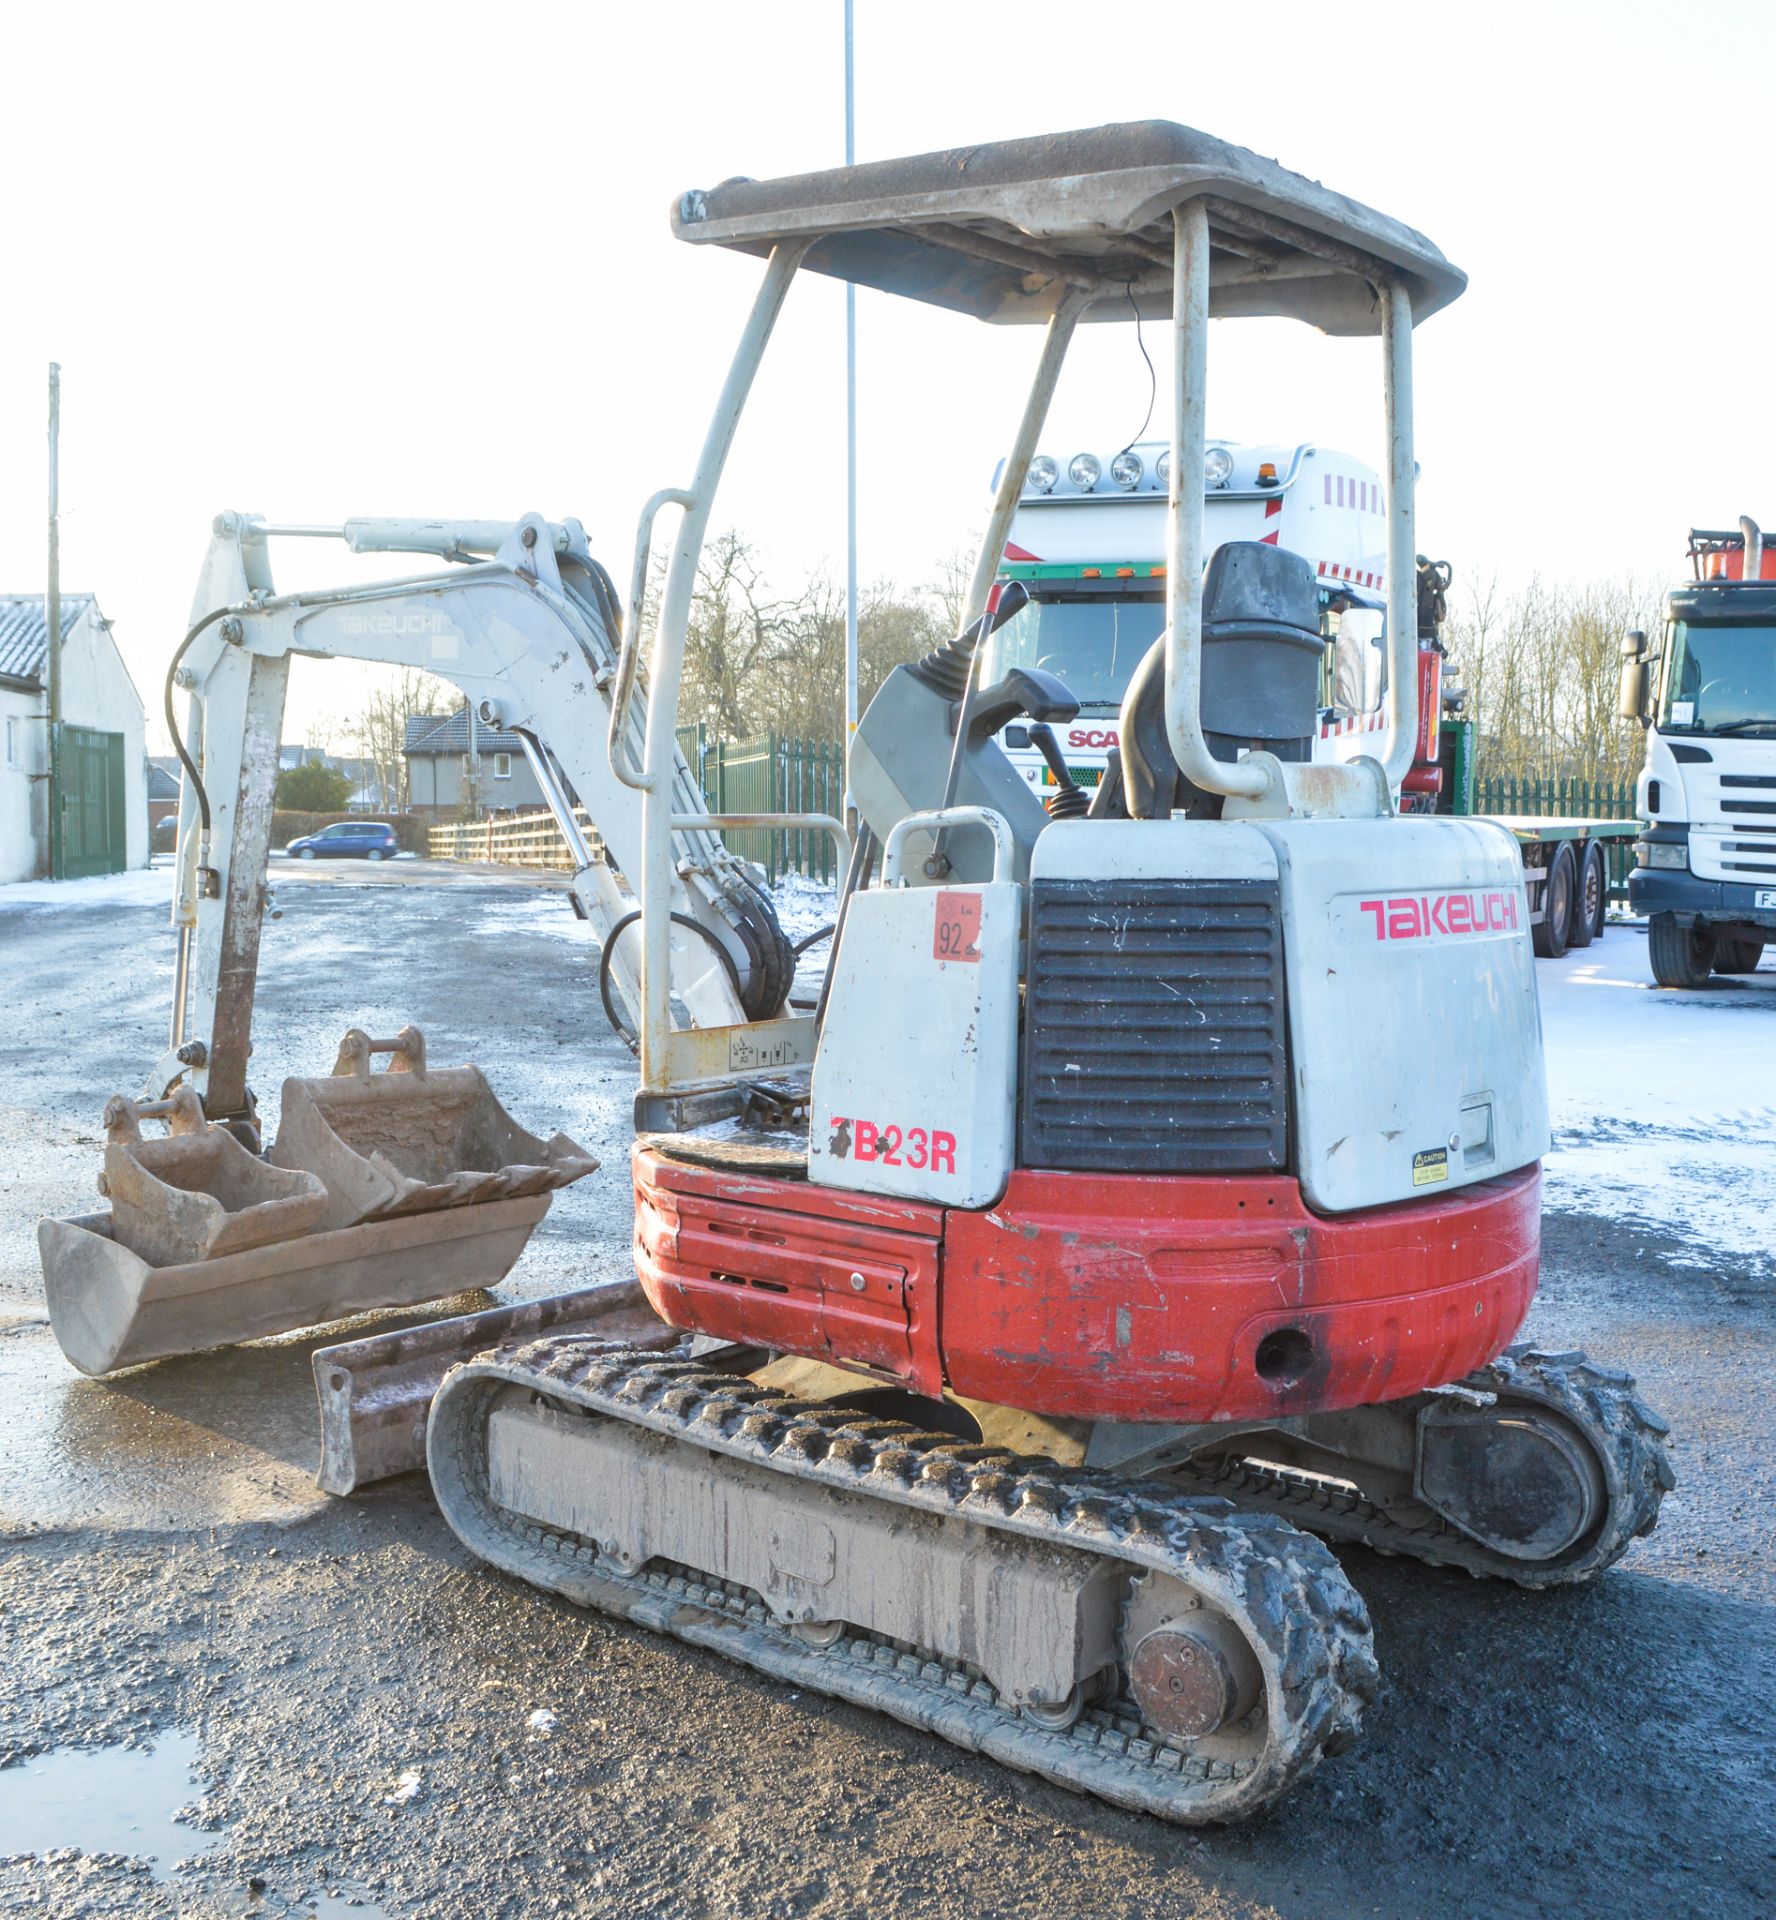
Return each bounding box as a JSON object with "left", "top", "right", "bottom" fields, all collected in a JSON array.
[
  {"left": 1475, "top": 773, "right": 1640, "bottom": 899},
  {"left": 677, "top": 725, "right": 845, "bottom": 884}
]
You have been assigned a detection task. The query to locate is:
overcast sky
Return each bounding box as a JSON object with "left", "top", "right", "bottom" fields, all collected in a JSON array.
[{"left": 2, "top": 0, "right": 1771, "bottom": 747}]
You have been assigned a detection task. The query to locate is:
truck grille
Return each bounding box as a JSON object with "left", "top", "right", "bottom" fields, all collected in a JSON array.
[{"left": 1020, "top": 879, "right": 1289, "bottom": 1174}]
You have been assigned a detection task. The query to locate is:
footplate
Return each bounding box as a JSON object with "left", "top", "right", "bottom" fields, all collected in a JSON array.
[
  {"left": 1176, "top": 1346, "right": 1675, "bottom": 1588},
  {"left": 428, "top": 1343, "right": 1377, "bottom": 1825}
]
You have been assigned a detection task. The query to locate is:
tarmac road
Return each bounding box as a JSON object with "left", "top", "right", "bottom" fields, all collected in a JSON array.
[{"left": 0, "top": 868, "right": 1771, "bottom": 1919}]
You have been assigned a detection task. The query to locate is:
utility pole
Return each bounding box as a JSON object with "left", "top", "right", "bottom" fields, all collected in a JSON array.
[
  {"left": 46, "top": 363, "right": 62, "bottom": 881},
  {"left": 842, "top": 0, "right": 859, "bottom": 831}
]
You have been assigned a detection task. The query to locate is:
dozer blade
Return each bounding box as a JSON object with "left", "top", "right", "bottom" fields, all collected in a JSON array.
[
  {"left": 98, "top": 1089, "right": 327, "bottom": 1269},
  {"left": 312, "top": 1283, "right": 676, "bottom": 1495},
  {"left": 269, "top": 1027, "right": 597, "bottom": 1233},
  {"left": 429, "top": 1343, "right": 1378, "bottom": 1826}
]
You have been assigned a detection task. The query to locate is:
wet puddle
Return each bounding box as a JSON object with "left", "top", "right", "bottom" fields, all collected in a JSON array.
[
  {"left": 0, "top": 1731, "right": 386, "bottom": 1913},
  {"left": 0, "top": 1728, "right": 216, "bottom": 1875}
]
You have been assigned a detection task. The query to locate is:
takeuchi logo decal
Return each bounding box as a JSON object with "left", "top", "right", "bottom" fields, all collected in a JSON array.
[{"left": 1358, "top": 891, "right": 1519, "bottom": 941}]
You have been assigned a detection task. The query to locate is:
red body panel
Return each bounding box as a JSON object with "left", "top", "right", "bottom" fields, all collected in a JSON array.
[
  {"left": 1401, "top": 643, "right": 1445, "bottom": 798},
  {"left": 633, "top": 1146, "right": 1539, "bottom": 1424},
  {"left": 634, "top": 1153, "right": 946, "bottom": 1396},
  {"left": 939, "top": 1166, "right": 1537, "bottom": 1421}
]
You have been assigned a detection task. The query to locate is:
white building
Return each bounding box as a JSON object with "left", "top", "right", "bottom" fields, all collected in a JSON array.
[{"left": 0, "top": 595, "right": 149, "bottom": 883}]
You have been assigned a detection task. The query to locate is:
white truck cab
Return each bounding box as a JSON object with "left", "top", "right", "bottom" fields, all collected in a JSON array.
[
  {"left": 981, "top": 437, "right": 1393, "bottom": 798},
  {"left": 1623, "top": 521, "right": 1776, "bottom": 987}
]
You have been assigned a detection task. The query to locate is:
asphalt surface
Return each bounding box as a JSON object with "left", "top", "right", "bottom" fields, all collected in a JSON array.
[{"left": 0, "top": 867, "right": 1771, "bottom": 1920}]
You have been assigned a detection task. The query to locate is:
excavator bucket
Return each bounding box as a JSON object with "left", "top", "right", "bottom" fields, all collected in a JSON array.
[
  {"left": 99, "top": 1088, "right": 327, "bottom": 1267},
  {"left": 269, "top": 1027, "right": 596, "bottom": 1229},
  {"left": 38, "top": 1029, "right": 597, "bottom": 1377}
]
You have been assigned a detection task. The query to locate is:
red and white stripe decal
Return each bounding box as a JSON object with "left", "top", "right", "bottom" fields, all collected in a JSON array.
[
  {"left": 1323, "top": 475, "right": 1380, "bottom": 513},
  {"left": 1317, "top": 708, "right": 1389, "bottom": 739},
  {"left": 1316, "top": 559, "right": 1384, "bottom": 589}
]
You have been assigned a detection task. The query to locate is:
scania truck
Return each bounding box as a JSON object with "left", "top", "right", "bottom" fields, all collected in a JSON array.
[
  {"left": 1622, "top": 519, "right": 1776, "bottom": 987},
  {"left": 982, "top": 436, "right": 1635, "bottom": 957}
]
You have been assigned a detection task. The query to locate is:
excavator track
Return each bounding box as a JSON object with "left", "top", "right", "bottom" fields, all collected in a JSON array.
[
  {"left": 1175, "top": 1346, "right": 1675, "bottom": 1588},
  {"left": 428, "top": 1342, "right": 1378, "bottom": 1824}
]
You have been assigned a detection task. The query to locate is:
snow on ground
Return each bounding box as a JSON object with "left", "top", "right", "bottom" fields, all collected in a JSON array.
[
  {"left": 768, "top": 872, "right": 839, "bottom": 949},
  {"left": 1539, "top": 924, "right": 1776, "bottom": 1266},
  {"left": 0, "top": 867, "right": 173, "bottom": 911},
  {"left": 10, "top": 858, "right": 1758, "bottom": 1267}
]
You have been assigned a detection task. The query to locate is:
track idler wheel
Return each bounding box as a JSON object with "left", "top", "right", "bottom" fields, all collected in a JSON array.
[{"left": 1417, "top": 1400, "right": 1607, "bottom": 1562}]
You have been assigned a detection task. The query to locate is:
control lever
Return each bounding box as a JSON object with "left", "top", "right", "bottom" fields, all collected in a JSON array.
[
  {"left": 965, "top": 667, "right": 1079, "bottom": 742},
  {"left": 927, "top": 582, "right": 1034, "bottom": 878},
  {"left": 1026, "top": 723, "right": 1091, "bottom": 819}
]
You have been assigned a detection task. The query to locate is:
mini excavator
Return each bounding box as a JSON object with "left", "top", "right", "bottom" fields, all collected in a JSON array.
[{"left": 42, "top": 123, "right": 1672, "bottom": 1824}]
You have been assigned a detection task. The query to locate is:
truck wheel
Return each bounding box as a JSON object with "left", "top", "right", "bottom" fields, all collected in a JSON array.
[
  {"left": 1715, "top": 937, "right": 1765, "bottom": 974},
  {"left": 1568, "top": 843, "right": 1606, "bottom": 949},
  {"left": 1531, "top": 844, "right": 1577, "bottom": 958},
  {"left": 1648, "top": 913, "right": 1717, "bottom": 988}
]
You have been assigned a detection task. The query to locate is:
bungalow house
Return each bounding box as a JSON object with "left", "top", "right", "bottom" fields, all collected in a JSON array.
[
  {"left": 0, "top": 595, "right": 148, "bottom": 883},
  {"left": 402, "top": 706, "right": 545, "bottom": 816}
]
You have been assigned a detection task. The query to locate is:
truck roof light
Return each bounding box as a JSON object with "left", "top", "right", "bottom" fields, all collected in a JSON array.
[
  {"left": 1149, "top": 565, "right": 1167, "bottom": 577},
  {"left": 1204, "top": 447, "right": 1234, "bottom": 489},
  {"left": 1156, "top": 450, "right": 1172, "bottom": 488},
  {"left": 1110, "top": 450, "right": 1144, "bottom": 491},
  {"left": 1068, "top": 452, "right": 1102, "bottom": 492},
  {"left": 1256, "top": 461, "right": 1279, "bottom": 488},
  {"left": 1114, "top": 566, "right": 1135, "bottom": 577},
  {"left": 1026, "top": 453, "right": 1058, "bottom": 494},
  {"left": 1081, "top": 567, "right": 1102, "bottom": 578}
]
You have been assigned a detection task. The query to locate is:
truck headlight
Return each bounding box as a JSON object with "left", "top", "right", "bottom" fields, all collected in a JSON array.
[
  {"left": 1026, "top": 453, "right": 1058, "bottom": 494},
  {"left": 1068, "top": 452, "right": 1101, "bottom": 492},
  {"left": 1639, "top": 841, "right": 1689, "bottom": 871},
  {"left": 1204, "top": 446, "right": 1234, "bottom": 488},
  {"left": 1110, "top": 450, "right": 1143, "bottom": 491}
]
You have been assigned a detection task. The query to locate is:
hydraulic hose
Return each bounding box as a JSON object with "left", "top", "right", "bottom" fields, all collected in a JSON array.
[
  {"left": 597, "top": 908, "right": 744, "bottom": 1054},
  {"left": 162, "top": 606, "right": 239, "bottom": 833}
]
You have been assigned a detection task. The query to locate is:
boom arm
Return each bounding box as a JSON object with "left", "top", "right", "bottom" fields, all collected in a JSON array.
[{"left": 157, "top": 510, "right": 796, "bottom": 1125}]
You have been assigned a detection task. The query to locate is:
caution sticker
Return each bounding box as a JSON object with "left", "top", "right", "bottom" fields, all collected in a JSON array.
[{"left": 1412, "top": 1147, "right": 1449, "bottom": 1187}]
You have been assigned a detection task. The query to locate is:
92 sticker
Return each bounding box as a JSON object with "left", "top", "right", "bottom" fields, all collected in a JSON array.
[{"left": 933, "top": 891, "right": 982, "bottom": 963}]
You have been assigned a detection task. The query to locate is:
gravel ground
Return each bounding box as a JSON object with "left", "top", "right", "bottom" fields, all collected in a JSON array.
[{"left": 0, "top": 867, "right": 1771, "bottom": 1920}]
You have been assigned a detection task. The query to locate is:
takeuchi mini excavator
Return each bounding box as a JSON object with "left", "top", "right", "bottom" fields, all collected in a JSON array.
[{"left": 43, "top": 122, "right": 1674, "bottom": 1826}]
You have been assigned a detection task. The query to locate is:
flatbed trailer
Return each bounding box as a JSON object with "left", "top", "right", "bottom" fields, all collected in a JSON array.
[{"left": 1485, "top": 814, "right": 1640, "bottom": 958}]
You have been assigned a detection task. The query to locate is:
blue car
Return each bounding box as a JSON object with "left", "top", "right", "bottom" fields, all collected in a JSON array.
[{"left": 286, "top": 821, "right": 400, "bottom": 861}]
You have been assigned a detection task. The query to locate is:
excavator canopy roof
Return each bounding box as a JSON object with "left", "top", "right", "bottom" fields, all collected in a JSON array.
[{"left": 671, "top": 121, "right": 1464, "bottom": 336}]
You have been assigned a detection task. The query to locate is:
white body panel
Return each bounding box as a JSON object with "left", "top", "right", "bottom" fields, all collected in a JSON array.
[
  {"left": 1638, "top": 730, "right": 1776, "bottom": 888},
  {"left": 1257, "top": 817, "right": 1548, "bottom": 1212},
  {"left": 1031, "top": 816, "right": 1278, "bottom": 885},
  {"left": 809, "top": 882, "right": 1021, "bottom": 1208}
]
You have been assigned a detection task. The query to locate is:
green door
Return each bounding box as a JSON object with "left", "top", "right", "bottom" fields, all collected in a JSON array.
[{"left": 56, "top": 725, "right": 128, "bottom": 878}]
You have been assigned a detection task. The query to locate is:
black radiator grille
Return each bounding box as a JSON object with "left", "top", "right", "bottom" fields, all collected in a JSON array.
[{"left": 1020, "top": 879, "right": 1289, "bottom": 1174}]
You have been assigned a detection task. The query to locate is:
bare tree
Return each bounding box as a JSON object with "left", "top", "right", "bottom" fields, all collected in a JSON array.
[
  {"left": 346, "top": 665, "right": 455, "bottom": 811},
  {"left": 1444, "top": 572, "right": 1661, "bottom": 789}
]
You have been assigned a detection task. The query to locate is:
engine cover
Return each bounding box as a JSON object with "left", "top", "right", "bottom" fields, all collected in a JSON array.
[
  {"left": 1255, "top": 815, "right": 1547, "bottom": 1212},
  {"left": 1030, "top": 817, "right": 1548, "bottom": 1213}
]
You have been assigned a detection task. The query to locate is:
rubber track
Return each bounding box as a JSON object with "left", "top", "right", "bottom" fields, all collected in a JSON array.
[
  {"left": 428, "top": 1342, "right": 1378, "bottom": 1825},
  {"left": 1177, "top": 1345, "right": 1676, "bottom": 1588}
]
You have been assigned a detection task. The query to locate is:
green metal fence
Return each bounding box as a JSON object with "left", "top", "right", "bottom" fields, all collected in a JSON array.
[
  {"left": 676, "top": 725, "right": 845, "bottom": 884},
  {"left": 1476, "top": 773, "right": 1640, "bottom": 899}
]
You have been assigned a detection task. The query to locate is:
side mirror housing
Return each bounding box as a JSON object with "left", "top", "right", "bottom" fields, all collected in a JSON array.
[{"left": 1618, "top": 631, "right": 1649, "bottom": 724}]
